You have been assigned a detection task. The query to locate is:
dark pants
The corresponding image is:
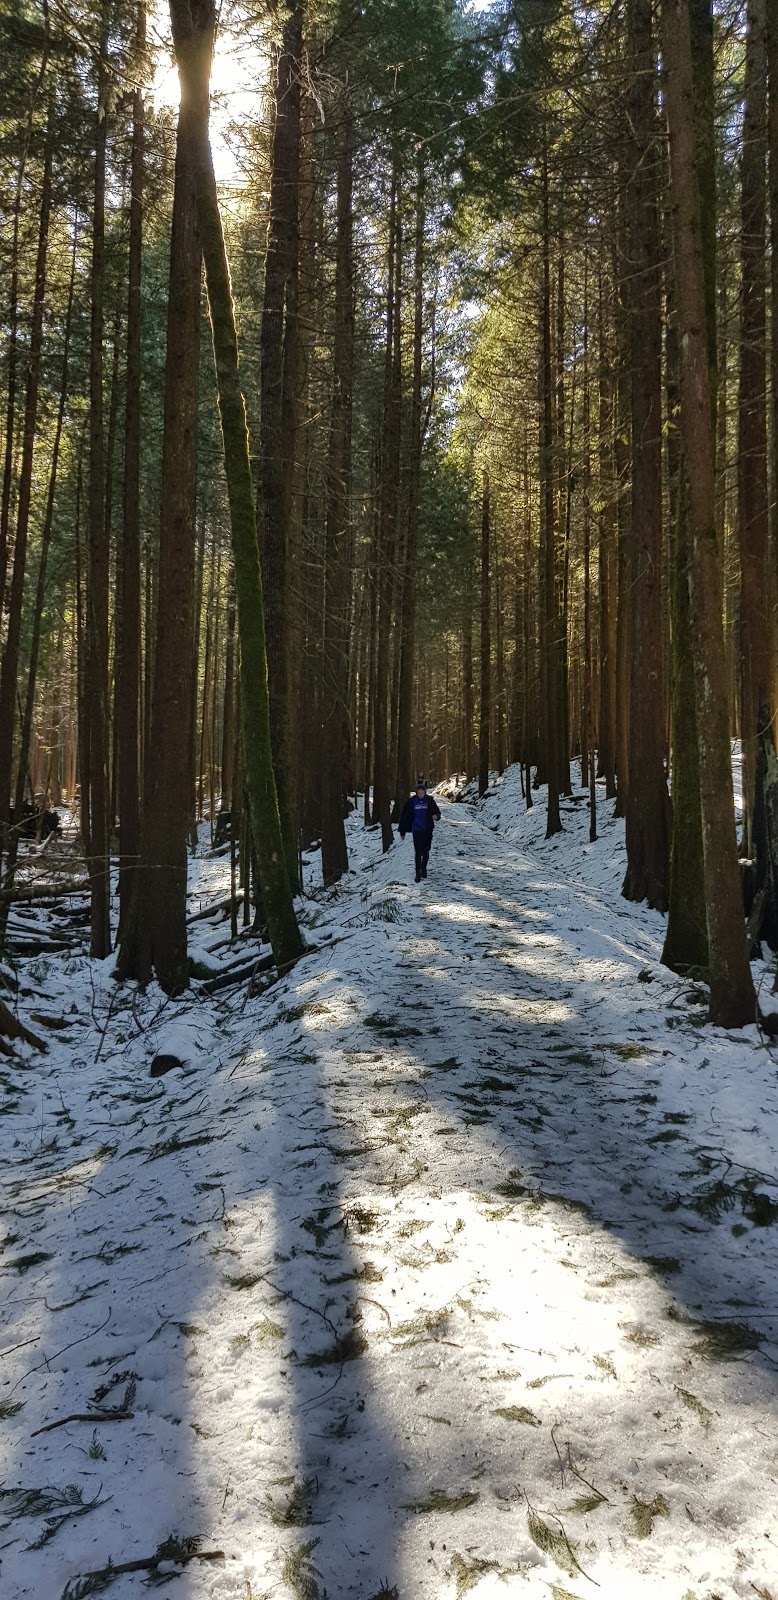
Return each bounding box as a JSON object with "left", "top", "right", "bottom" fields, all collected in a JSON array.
[{"left": 413, "top": 831, "right": 432, "bottom": 877}]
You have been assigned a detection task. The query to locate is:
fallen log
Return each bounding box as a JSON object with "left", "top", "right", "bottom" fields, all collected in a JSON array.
[
  {"left": 186, "top": 894, "right": 234, "bottom": 924},
  {"left": 0, "top": 879, "right": 89, "bottom": 904},
  {"left": 7, "top": 937, "right": 84, "bottom": 957}
]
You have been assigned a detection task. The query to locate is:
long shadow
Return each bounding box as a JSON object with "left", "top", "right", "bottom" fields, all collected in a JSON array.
[
  {"left": 1, "top": 925, "right": 412, "bottom": 1598},
  {"left": 3, "top": 794, "right": 778, "bottom": 1598},
  {"left": 273, "top": 799, "right": 778, "bottom": 1590}
]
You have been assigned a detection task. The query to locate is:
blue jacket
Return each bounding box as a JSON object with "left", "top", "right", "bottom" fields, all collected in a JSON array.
[{"left": 399, "top": 793, "right": 441, "bottom": 838}]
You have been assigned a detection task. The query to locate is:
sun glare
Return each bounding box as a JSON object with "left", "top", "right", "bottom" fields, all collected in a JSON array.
[{"left": 150, "top": 1, "right": 270, "bottom": 187}]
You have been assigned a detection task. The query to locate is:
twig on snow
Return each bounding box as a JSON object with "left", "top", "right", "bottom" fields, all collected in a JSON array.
[
  {"left": 10, "top": 1307, "right": 113, "bottom": 1396},
  {"left": 550, "top": 1423, "right": 566, "bottom": 1487},
  {"left": 31, "top": 1409, "right": 134, "bottom": 1437},
  {"left": 0, "top": 1335, "right": 40, "bottom": 1361}
]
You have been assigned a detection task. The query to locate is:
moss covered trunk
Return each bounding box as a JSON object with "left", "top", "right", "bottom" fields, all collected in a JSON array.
[{"left": 168, "top": 0, "right": 303, "bottom": 970}]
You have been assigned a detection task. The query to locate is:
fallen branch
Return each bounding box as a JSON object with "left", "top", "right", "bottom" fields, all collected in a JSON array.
[
  {"left": 10, "top": 1308, "right": 112, "bottom": 1397},
  {"left": 7, "top": 937, "right": 83, "bottom": 957},
  {"left": 0, "top": 997, "right": 47, "bottom": 1052},
  {"left": 0, "top": 880, "right": 89, "bottom": 904},
  {"left": 62, "top": 1542, "right": 225, "bottom": 1595},
  {"left": 31, "top": 1410, "right": 134, "bottom": 1438},
  {"left": 96, "top": 1550, "right": 223, "bottom": 1575},
  {"left": 201, "top": 953, "right": 274, "bottom": 994}
]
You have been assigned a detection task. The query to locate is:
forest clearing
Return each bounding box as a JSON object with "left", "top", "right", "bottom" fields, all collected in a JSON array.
[
  {"left": 2, "top": 774, "right": 778, "bottom": 1600},
  {"left": 5, "top": 0, "right": 778, "bottom": 1593}
]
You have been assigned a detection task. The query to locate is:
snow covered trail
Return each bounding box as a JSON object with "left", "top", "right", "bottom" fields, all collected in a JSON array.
[{"left": 2, "top": 776, "right": 778, "bottom": 1600}]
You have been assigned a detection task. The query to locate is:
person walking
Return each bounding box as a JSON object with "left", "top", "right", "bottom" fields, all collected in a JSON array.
[{"left": 399, "top": 780, "right": 441, "bottom": 882}]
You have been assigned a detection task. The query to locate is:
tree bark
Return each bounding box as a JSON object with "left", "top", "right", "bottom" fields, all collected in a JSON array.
[
  {"left": 117, "top": 7, "right": 205, "bottom": 992},
  {"left": 117, "top": 0, "right": 145, "bottom": 939},
  {"left": 84, "top": 30, "right": 112, "bottom": 956},
  {"left": 395, "top": 156, "right": 425, "bottom": 816},
  {"left": 0, "top": 19, "right": 50, "bottom": 612},
  {"left": 662, "top": 0, "right": 713, "bottom": 974},
  {"left": 662, "top": 0, "right": 755, "bottom": 1025},
  {"left": 373, "top": 167, "right": 401, "bottom": 850},
  {"left": 478, "top": 468, "right": 491, "bottom": 796},
  {"left": 462, "top": 610, "right": 475, "bottom": 779},
  {"left": 738, "top": 0, "right": 771, "bottom": 856},
  {"left": 541, "top": 149, "right": 561, "bottom": 837},
  {"left": 258, "top": 1, "right": 303, "bottom": 891},
  {"left": 0, "top": 93, "right": 54, "bottom": 863},
  {"left": 0, "top": 211, "right": 76, "bottom": 957},
  {"left": 622, "top": 0, "right": 671, "bottom": 908},
  {"left": 597, "top": 249, "right": 617, "bottom": 799},
  {"left": 321, "top": 88, "right": 353, "bottom": 885},
  {"left": 167, "top": 0, "right": 303, "bottom": 968}
]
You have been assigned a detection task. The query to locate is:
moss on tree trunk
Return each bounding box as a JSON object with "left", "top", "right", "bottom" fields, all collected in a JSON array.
[{"left": 168, "top": 0, "right": 303, "bottom": 971}]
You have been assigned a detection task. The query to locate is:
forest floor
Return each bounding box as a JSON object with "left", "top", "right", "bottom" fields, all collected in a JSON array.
[{"left": 2, "top": 772, "right": 778, "bottom": 1600}]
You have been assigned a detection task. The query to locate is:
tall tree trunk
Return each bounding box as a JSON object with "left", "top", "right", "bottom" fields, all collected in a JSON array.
[
  {"left": 581, "top": 252, "right": 594, "bottom": 823},
  {"left": 478, "top": 469, "right": 491, "bottom": 796},
  {"left": 117, "top": 7, "right": 205, "bottom": 992},
  {"left": 84, "top": 31, "right": 112, "bottom": 956},
  {"left": 0, "top": 93, "right": 54, "bottom": 863},
  {"left": 556, "top": 249, "right": 572, "bottom": 796},
  {"left": 373, "top": 167, "right": 401, "bottom": 850},
  {"left": 662, "top": 0, "right": 755, "bottom": 1025},
  {"left": 221, "top": 576, "right": 236, "bottom": 805},
  {"left": 167, "top": 0, "right": 303, "bottom": 968},
  {"left": 321, "top": 88, "right": 353, "bottom": 885},
  {"left": 0, "top": 210, "right": 75, "bottom": 955},
  {"left": 495, "top": 521, "right": 505, "bottom": 776},
  {"left": 613, "top": 202, "right": 631, "bottom": 816},
  {"left": 395, "top": 157, "right": 425, "bottom": 816},
  {"left": 258, "top": 1, "right": 303, "bottom": 891},
  {"left": 541, "top": 149, "right": 562, "bottom": 837},
  {"left": 462, "top": 609, "right": 475, "bottom": 779},
  {"left": 117, "top": 4, "right": 144, "bottom": 938},
  {"left": 286, "top": 96, "right": 315, "bottom": 861},
  {"left": 14, "top": 221, "right": 77, "bottom": 832},
  {"left": 768, "top": 0, "right": 778, "bottom": 689},
  {"left": 622, "top": 0, "right": 671, "bottom": 908},
  {"left": 662, "top": 0, "right": 713, "bottom": 973},
  {"left": 0, "top": 20, "right": 50, "bottom": 611},
  {"left": 597, "top": 250, "right": 617, "bottom": 799},
  {"left": 522, "top": 440, "right": 534, "bottom": 809},
  {"left": 364, "top": 507, "right": 378, "bottom": 824},
  {"left": 738, "top": 0, "right": 771, "bottom": 856}
]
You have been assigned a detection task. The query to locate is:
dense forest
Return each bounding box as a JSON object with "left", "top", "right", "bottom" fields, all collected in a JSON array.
[{"left": 0, "top": 0, "right": 775, "bottom": 1027}]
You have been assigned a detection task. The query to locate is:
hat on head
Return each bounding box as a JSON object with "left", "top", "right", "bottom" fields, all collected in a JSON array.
[{"left": 416, "top": 780, "right": 427, "bottom": 792}]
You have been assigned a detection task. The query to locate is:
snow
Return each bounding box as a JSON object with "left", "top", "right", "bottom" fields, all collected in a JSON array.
[{"left": 2, "top": 770, "right": 778, "bottom": 1600}]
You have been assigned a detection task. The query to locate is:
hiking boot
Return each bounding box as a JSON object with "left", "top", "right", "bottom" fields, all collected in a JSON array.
[
  {"left": 421, "top": 866, "right": 427, "bottom": 878},
  {"left": 415, "top": 872, "right": 421, "bottom": 883}
]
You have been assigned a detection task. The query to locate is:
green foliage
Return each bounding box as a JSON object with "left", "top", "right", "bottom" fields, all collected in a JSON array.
[
  {"left": 526, "top": 1506, "right": 579, "bottom": 1577},
  {"left": 0, "top": 1483, "right": 107, "bottom": 1549},
  {"left": 691, "top": 1318, "right": 761, "bottom": 1361},
  {"left": 492, "top": 1404, "right": 541, "bottom": 1426},
  {"left": 282, "top": 1539, "right": 322, "bottom": 1600},
  {"left": 403, "top": 1488, "right": 480, "bottom": 1513},
  {"left": 630, "top": 1493, "right": 669, "bottom": 1539}
]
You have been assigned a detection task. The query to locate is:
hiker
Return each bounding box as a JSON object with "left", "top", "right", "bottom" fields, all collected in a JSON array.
[{"left": 399, "top": 780, "right": 441, "bottom": 882}]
